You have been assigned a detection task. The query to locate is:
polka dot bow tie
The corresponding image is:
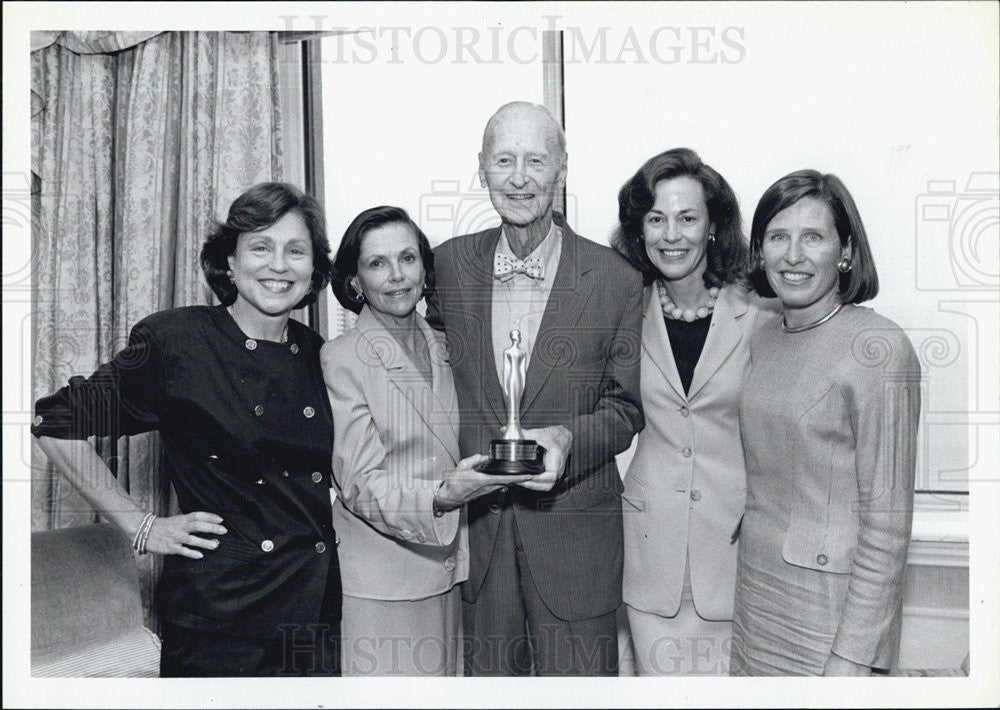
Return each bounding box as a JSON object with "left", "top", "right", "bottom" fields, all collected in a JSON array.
[{"left": 493, "top": 253, "right": 545, "bottom": 281}]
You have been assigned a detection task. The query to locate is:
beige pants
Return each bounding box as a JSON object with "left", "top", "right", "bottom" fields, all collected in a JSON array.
[{"left": 340, "top": 586, "right": 462, "bottom": 676}]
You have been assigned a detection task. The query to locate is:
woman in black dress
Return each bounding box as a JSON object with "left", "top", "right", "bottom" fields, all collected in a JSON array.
[{"left": 32, "top": 182, "right": 341, "bottom": 676}]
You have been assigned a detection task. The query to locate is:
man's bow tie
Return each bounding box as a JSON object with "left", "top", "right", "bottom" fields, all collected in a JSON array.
[{"left": 493, "top": 253, "right": 544, "bottom": 281}]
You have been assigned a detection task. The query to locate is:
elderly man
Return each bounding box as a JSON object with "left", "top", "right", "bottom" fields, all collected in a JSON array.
[{"left": 427, "top": 102, "right": 644, "bottom": 675}]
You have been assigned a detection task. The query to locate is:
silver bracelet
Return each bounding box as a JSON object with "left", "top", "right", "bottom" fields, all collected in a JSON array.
[
  {"left": 139, "top": 514, "right": 157, "bottom": 554},
  {"left": 132, "top": 512, "right": 156, "bottom": 554},
  {"left": 131, "top": 512, "right": 154, "bottom": 550}
]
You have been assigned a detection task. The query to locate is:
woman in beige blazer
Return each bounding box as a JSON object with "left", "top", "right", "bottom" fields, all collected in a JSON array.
[
  {"left": 731, "top": 171, "right": 920, "bottom": 676},
  {"left": 322, "top": 206, "right": 528, "bottom": 676},
  {"left": 612, "top": 149, "right": 775, "bottom": 675}
]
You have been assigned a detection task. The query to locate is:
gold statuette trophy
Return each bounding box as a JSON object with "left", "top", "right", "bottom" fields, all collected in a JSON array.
[{"left": 480, "top": 329, "right": 545, "bottom": 475}]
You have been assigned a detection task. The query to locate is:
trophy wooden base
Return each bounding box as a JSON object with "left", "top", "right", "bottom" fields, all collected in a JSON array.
[{"left": 478, "top": 439, "right": 545, "bottom": 475}]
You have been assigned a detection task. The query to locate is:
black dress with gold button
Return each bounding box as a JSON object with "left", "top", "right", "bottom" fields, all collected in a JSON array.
[{"left": 31, "top": 305, "right": 341, "bottom": 675}]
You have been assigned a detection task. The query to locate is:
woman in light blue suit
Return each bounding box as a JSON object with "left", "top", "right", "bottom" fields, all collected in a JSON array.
[
  {"left": 612, "top": 149, "right": 775, "bottom": 675},
  {"left": 322, "top": 206, "right": 528, "bottom": 676}
]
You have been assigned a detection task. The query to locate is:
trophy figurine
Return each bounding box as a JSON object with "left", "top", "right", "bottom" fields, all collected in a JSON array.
[{"left": 480, "top": 329, "right": 545, "bottom": 475}]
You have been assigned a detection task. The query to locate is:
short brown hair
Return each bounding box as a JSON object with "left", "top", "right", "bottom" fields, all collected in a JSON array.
[
  {"left": 748, "top": 170, "right": 878, "bottom": 304},
  {"left": 200, "top": 182, "right": 332, "bottom": 308}
]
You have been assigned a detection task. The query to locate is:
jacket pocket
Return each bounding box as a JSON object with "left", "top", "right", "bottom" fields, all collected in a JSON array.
[{"left": 781, "top": 520, "right": 853, "bottom": 573}]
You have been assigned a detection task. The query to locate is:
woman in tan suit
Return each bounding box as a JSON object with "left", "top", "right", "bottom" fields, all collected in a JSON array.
[
  {"left": 731, "top": 170, "right": 920, "bottom": 675},
  {"left": 612, "top": 148, "right": 775, "bottom": 675},
  {"left": 322, "top": 206, "right": 528, "bottom": 676}
]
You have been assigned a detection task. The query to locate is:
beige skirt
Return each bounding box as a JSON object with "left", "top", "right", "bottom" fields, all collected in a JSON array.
[
  {"left": 340, "top": 586, "right": 462, "bottom": 676},
  {"left": 626, "top": 558, "right": 732, "bottom": 676},
  {"left": 730, "top": 514, "right": 850, "bottom": 676}
]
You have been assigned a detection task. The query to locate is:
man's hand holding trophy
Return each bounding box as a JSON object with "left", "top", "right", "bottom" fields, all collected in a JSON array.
[{"left": 478, "top": 330, "right": 573, "bottom": 492}]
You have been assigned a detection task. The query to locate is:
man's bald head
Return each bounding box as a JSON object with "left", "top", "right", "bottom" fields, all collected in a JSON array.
[{"left": 480, "top": 102, "right": 567, "bottom": 160}]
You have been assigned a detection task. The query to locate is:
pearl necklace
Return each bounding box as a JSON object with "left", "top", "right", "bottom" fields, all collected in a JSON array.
[
  {"left": 656, "top": 281, "right": 720, "bottom": 322},
  {"left": 781, "top": 302, "right": 844, "bottom": 333},
  {"left": 228, "top": 305, "right": 288, "bottom": 343}
]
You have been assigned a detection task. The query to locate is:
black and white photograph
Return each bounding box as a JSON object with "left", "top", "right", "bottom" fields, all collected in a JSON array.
[{"left": 2, "top": 1, "right": 997, "bottom": 707}]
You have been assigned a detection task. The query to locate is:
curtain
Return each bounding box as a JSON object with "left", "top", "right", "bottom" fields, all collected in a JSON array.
[{"left": 31, "top": 31, "right": 286, "bottom": 627}]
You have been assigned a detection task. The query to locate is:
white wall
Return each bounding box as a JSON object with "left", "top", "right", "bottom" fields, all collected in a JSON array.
[
  {"left": 561, "top": 3, "right": 998, "bottom": 495},
  {"left": 320, "top": 3, "right": 997, "bottom": 495},
  {"left": 320, "top": 30, "right": 543, "bottom": 249}
]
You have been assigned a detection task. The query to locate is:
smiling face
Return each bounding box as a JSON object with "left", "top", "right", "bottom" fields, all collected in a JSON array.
[
  {"left": 642, "top": 176, "right": 714, "bottom": 287},
  {"left": 353, "top": 221, "right": 425, "bottom": 320},
  {"left": 479, "top": 107, "right": 567, "bottom": 231},
  {"left": 228, "top": 210, "right": 314, "bottom": 318},
  {"left": 761, "top": 196, "right": 851, "bottom": 323}
]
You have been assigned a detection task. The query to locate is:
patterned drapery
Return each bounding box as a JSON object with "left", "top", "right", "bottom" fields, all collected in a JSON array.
[{"left": 31, "top": 31, "right": 286, "bottom": 627}]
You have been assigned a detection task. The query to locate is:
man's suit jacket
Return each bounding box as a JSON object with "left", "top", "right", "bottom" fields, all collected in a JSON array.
[
  {"left": 623, "top": 284, "right": 775, "bottom": 620},
  {"left": 426, "top": 216, "right": 644, "bottom": 621},
  {"left": 321, "top": 306, "right": 468, "bottom": 601}
]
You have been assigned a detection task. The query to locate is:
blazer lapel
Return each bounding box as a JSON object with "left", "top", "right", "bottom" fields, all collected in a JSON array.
[
  {"left": 419, "top": 316, "right": 461, "bottom": 464},
  {"left": 454, "top": 228, "right": 507, "bottom": 426},
  {"left": 356, "top": 308, "right": 460, "bottom": 463},
  {"left": 521, "top": 224, "right": 596, "bottom": 413},
  {"left": 686, "top": 284, "right": 747, "bottom": 400},
  {"left": 641, "top": 285, "right": 686, "bottom": 401}
]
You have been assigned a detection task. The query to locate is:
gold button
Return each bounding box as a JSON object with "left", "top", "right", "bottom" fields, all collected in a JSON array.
[
  {"left": 290, "top": 343, "right": 299, "bottom": 355},
  {"left": 311, "top": 471, "right": 323, "bottom": 483},
  {"left": 254, "top": 404, "right": 264, "bottom": 416},
  {"left": 33, "top": 415, "right": 43, "bottom": 426},
  {"left": 682, "top": 447, "right": 692, "bottom": 458},
  {"left": 680, "top": 406, "right": 690, "bottom": 418},
  {"left": 282, "top": 470, "right": 290, "bottom": 477},
  {"left": 245, "top": 339, "right": 257, "bottom": 351},
  {"left": 315, "top": 542, "right": 327, "bottom": 554},
  {"left": 261, "top": 539, "right": 274, "bottom": 552},
  {"left": 690, "top": 489, "right": 702, "bottom": 501},
  {"left": 817, "top": 554, "right": 828, "bottom": 566},
  {"left": 303, "top": 406, "right": 315, "bottom": 418}
]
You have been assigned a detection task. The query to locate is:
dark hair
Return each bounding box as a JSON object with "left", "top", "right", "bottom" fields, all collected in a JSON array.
[
  {"left": 611, "top": 148, "right": 748, "bottom": 288},
  {"left": 200, "top": 182, "right": 332, "bottom": 308},
  {"left": 748, "top": 170, "right": 879, "bottom": 304},
  {"left": 331, "top": 206, "right": 435, "bottom": 314}
]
